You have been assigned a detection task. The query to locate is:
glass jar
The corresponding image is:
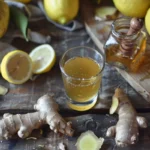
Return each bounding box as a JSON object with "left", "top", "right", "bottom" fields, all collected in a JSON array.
[{"left": 104, "top": 17, "right": 147, "bottom": 72}]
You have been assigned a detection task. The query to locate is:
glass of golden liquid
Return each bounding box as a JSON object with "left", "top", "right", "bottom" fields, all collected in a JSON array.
[{"left": 59, "top": 46, "right": 105, "bottom": 111}]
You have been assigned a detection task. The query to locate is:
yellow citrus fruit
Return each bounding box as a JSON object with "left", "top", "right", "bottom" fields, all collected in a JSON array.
[
  {"left": 145, "top": 8, "right": 150, "bottom": 35},
  {"left": 9, "top": 0, "right": 31, "bottom": 3},
  {"left": 1, "top": 50, "right": 33, "bottom": 84},
  {"left": 44, "top": 0, "right": 79, "bottom": 24},
  {"left": 0, "top": 1, "right": 9, "bottom": 38},
  {"left": 113, "top": 0, "right": 150, "bottom": 18},
  {"left": 29, "top": 44, "right": 56, "bottom": 74}
]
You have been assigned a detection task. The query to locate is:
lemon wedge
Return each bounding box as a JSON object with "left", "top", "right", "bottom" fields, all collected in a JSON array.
[
  {"left": 1, "top": 50, "right": 33, "bottom": 84},
  {"left": 29, "top": 44, "right": 56, "bottom": 74}
]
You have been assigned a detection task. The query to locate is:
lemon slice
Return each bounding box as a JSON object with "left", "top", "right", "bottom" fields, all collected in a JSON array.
[
  {"left": 29, "top": 44, "right": 56, "bottom": 74},
  {"left": 1, "top": 50, "right": 33, "bottom": 84}
]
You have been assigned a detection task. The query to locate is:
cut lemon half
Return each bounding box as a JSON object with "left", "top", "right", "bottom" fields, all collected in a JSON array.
[
  {"left": 29, "top": 44, "right": 56, "bottom": 74},
  {"left": 1, "top": 50, "right": 33, "bottom": 84}
]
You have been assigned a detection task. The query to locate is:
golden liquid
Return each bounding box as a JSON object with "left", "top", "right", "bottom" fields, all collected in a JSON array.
[
  {"left": 63, "top": 57, "right": 101, "bottom": 102},
  {"left": 106, "top": 37, "right": 147, "bottom": 72}
]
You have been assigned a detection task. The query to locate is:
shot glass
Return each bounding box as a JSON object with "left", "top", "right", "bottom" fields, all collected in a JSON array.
[{"left": 59, "top": 46, "right": 105, "bottom": 111}]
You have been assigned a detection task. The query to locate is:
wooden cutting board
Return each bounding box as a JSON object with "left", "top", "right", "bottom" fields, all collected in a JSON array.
[{"left": 80, "top": 0, "right": 150, "bottom": 102}]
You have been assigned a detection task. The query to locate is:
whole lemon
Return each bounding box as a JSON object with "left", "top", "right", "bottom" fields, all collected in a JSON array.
[
  {"left": 113, "top": 0, "right": 150, "bottom": 18},
  {"left": 145, "top": 8, "right": 150, "bottom": 34},
  {"left": 0, "top": 1, "right": 9, "bottom": 38},
  {"left": 9, "top": 0, "right": 31, "bottom": 3},
  {"left": 44, "top": 0, "right": 79, "bottom": 24}
]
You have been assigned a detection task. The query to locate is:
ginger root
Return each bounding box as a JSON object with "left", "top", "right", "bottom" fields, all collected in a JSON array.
[
  {"left": 0, "top": 85, "right": 8, "bottom": 95},
  {"left": 0, "top": 94, "right": 74, "bottom": 140},
  {"left": 106, "top": 88, "right": 147, "bottom": 147}
]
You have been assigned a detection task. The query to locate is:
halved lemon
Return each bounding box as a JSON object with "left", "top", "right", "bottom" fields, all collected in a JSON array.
[
  {"left": 29, "top": 44, "right": 56, "bottom": 74},
  {"left": 1, "top": 50, "right": 33, "bottom": 84}
]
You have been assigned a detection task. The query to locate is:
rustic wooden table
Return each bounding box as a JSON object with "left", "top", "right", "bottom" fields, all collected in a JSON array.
[{"left": 1, "top": 4, "right": 150, "bottom": 150}]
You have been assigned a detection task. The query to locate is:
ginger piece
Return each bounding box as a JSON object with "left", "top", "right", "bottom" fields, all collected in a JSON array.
[
  {"left": 76, "top": 131, "right": 104, "bottom": 150},
  {"left": 0, "top": 94, "right": 74, "bottom": 140},
  {"left": 0, "top": 85, "right": 8, "bottom": 95},
  {"left": 58, "top": 143, "right": 66, "bottom": 150},
  {"left": 109, "top": 97, "right": 119, "bottom": 115},
  {"left": 106, "top": 88, "right": 147, "bottom": 147},
  {"left": 95, "top": 6, "right": 118, "bottom": 20}
]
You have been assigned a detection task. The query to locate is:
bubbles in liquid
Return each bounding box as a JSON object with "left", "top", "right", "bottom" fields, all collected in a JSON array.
[{"left": 63, "top": 57, "right": 101, "bottom": 102}]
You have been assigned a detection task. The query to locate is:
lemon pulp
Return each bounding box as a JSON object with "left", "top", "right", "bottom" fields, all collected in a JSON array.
[
  {"left": 1, "top": 50, "right": 32, "bottom": 84},
  {"left": 29, "top": 44, "right": 56, "bottom": 74}
]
